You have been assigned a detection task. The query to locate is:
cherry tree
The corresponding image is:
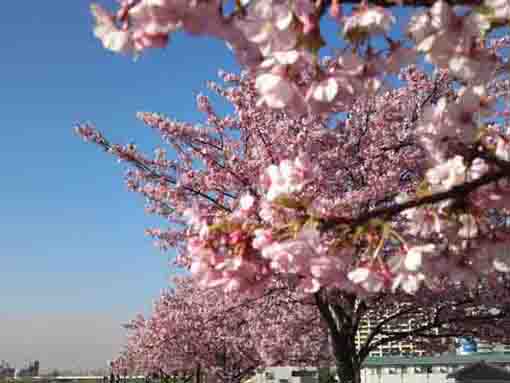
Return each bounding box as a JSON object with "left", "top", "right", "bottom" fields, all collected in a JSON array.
[
  {"left": 114, "top": 277, "right": 327, "bottom": 383},
  {"left": 79, "top": 0, "right": 510, "bottom": 382}
]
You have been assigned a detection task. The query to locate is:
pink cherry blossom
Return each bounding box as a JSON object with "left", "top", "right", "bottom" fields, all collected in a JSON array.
[
  {"left": 91, "top": 4, "right": 132, "bottom": 53},
  {"left": 495, "top": 136, "right": 510, "bottom": 161},
  {"left": 347, "top": 267, "right": 385, "bottom": 293},
  {"left": 262, "top": 154, "right": 313, "bottom": 202},
  {"left": 488, "top": 0, "right": 510, "bottom": 20},
  {"left": 255, "top": 71, "right": 299, "bottom": 109},
  {"left": 458, "top": 214, "right": 479, "bottom": 238},
  {"left": 343, "top": 6, "right": 395, "bottom": 39},
  {"left": 404, "top": 244, "right": 437, "bottom": 272},
  {"left": 410, "top": 0, "right": 495, "bottom": 82},
  {"left": 426, "top": 155, "right": 467, "bottom": 192},
  {"left": 235, "top": 0, "right": 296, "bottom": 57}
]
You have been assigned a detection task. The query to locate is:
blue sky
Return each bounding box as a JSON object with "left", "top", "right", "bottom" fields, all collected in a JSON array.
[{"left": 0, "top": 0, "right": 240, "bottom": 370}]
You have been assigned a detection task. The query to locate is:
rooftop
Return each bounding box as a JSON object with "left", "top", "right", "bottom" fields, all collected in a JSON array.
[
  {"left": 446, "top": 361, "right": 510, "bottom": 381},
  {"left": 363, "top": 353, "right": 510, "bottom": 367}
]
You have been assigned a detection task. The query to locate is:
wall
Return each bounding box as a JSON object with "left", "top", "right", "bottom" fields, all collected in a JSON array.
[{"left": 254, "top": 366, "right": 454, "bottom": 383}]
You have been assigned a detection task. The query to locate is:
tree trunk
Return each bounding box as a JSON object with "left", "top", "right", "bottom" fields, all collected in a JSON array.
[
  {"left": 195, "top": 366, "right": 202, "bottom": 383},
  {"left": 334, "top": 357, "right": 361, "bottom": 383},
  {"left": 313, "top": 294, "right": 362, "bottom": 383},
  {"left": 328, "top": 321, "right": 362, "bottom": 383}
]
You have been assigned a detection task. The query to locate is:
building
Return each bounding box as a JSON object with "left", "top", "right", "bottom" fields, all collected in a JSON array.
[
  {"left": 354, "top": 316, "right": 432, "bottom": 357},
  {"left": 354, "top": 314, "right": 510, "bottom": 358},
  {"left": 18, "top": 360, "right": 40, "bottom": 377},
  {"left": 252, "top": 354, "right": 510, "bottom": 383},
  {"left": 0, "top": 360, "right": 40, "bottom": 379},
  {"left": 0, "top": 360, "right": 15, "bottom": 379},
  {"left": 360, "top": 353, "right": 510, "bottom": 383}
]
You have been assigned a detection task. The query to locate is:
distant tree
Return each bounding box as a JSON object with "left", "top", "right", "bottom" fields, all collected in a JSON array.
[
  {"left": 114, "top": 277, "right": 327, "bottom": 383},
  {"left": 49, "top": 369, "right": 60, "bottom": 378}
]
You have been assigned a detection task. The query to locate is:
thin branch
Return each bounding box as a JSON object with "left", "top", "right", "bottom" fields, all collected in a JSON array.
[
  {"left": 359, "top": 304, "right": 420, "bottom": 360},
  {"left": 318, "top": 0, "right": 482, "bottom": 11},
  {"left": 92, "top": 135, "right": 233, "bottom": 212},
  {"left": 321, "top": 150, "right": 510, "bottom": 231}
]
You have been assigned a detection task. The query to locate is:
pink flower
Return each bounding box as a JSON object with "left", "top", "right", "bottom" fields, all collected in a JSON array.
[
  {"left": 404, "top": 244, "right": 437, "bottom": 271},
  {"left": 458, "top": 214, "right": 478, "bottom": 238},
  {"left": 254, "top": 51, "right": 310, "bottom": 110},
  {"left": 299, "top": 277, "right": 322, "bottom": 293},
  {"left": 263, "top": 155, "right": 312, "bottom": 202},
  {"left": 495, "top": 136, "right": 510, "bottom": 161},
  {"left": 91, "top": 4, "right": 132, "bottom": 53},
  {"left": 406, "top": 207, "right": 444, "bottom": 237},
  {"left": 293, "top": 0, "right": 317, "bottom": 34},
  {"left": 409, "top": 1, "right": 495, "bottom": 82},
  {"left": 309, "top": 253, "right": 348, "bottom": 288},
  {"left": 261, "top": 227, "right": 326, "bottom": 275},
  {"left": 255, "top": 71, "right": 300, "bottom": 109},
  {"left": 343, "top": 6, "right": 395, "bottom": 39},
  {"left": 309, "top": 78, "right": 339, "bottom": 103},
  {"left": 418, "top": 87, "right": 490, "bottom": 148},
  {"left": 347, "top": 267, "right": 385, "bottom": 292},
  {"left": 447, "top": 52, "right": 496, "bottom": 82},
  {"left": 398, "top": 192, "right": 446, "bottom": 237},
  {"left": 468, "top": 158, "right": 489, "bottom": 180},
  {"left": 426, "top": 156, "right": 467, "bottom": 192},
  {"left": 407, "top": 11, "right": 435, "bottom": 43},
  {"left": 183, "top": 203, "right": 205, "bottom": 228},
  {"left": 392, "top": 272, "right": 425, "bottom": 294},
  {"left": 458, "top": 85, "right": 493, "bottom": 115},
  {"left": 259, "top": 201, "right": 276, "bottom": 223},
  {"left": 484, "top": 0, "right": 510, "bottom": 22},
  {"left": 127, "top": 1, "right": 178, "bottom": 51},
  {"left": 235, "top": 0, "right": 296, "bottom": 57},
  {"left": 252, "top": 228, "right": 273, "bottom": 249},
  {"left": 238, "top": 193, "right": 255, "bottom": 214}
]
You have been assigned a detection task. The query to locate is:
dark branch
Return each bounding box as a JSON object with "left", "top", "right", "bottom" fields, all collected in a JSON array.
[{"left": 321, "top": 150, "right": 510, "bottom": 231}]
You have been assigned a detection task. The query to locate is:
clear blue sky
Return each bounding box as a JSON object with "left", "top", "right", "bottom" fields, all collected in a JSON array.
[{"left": 0, "top": 0, "right": 240, "bottom": 370}]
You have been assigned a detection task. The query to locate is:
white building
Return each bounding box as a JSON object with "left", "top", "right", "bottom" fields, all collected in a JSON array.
[{"left": 251, "top": 354, "right": 510, "bottom": 383}]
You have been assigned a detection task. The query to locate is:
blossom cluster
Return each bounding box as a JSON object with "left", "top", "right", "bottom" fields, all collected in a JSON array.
[
  {"left": 81, "top": 0, "right": 510, "bottom": 297},
  {"left": 111, "top": 277, "right": 327, "bottom": 377},
  {"left": 91, "top": 0, "right": 507, "bottom": 115}
]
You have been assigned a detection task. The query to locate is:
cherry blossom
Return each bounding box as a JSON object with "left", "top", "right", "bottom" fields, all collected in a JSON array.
[
  {"left": 91, "top": 4, "right": 132, "bottom": 53},
  {"left": 404, "top": 244, "right": 437, "bottom": 272},
  {"left": 343, "top": 5, "right": 395, "bottom": 41},
  {"left": 235, "top": 0, "right": 296, "bottom": 57},
  {"left": 409, "top": 1, "right": 494, "bottom": 82},
  {"left": 262, "top": 154, "right": 313, "bottom": 202},
  {"left": 425, "top": 155, "right": 467, "bottom": 192},
  {"left": 81, "top": 0, "right": 510, "bottom": 380}
]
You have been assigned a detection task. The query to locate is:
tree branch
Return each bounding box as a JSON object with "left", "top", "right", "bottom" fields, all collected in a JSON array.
[
  {"left": 358, "top": 304, "right": 420, "bottom": 360},
  {"left": 321, "top": 150, "right": 510, "bottom": 231},
  {"left": 90, "top": 133, "right": 233, "bottom": 212}
]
